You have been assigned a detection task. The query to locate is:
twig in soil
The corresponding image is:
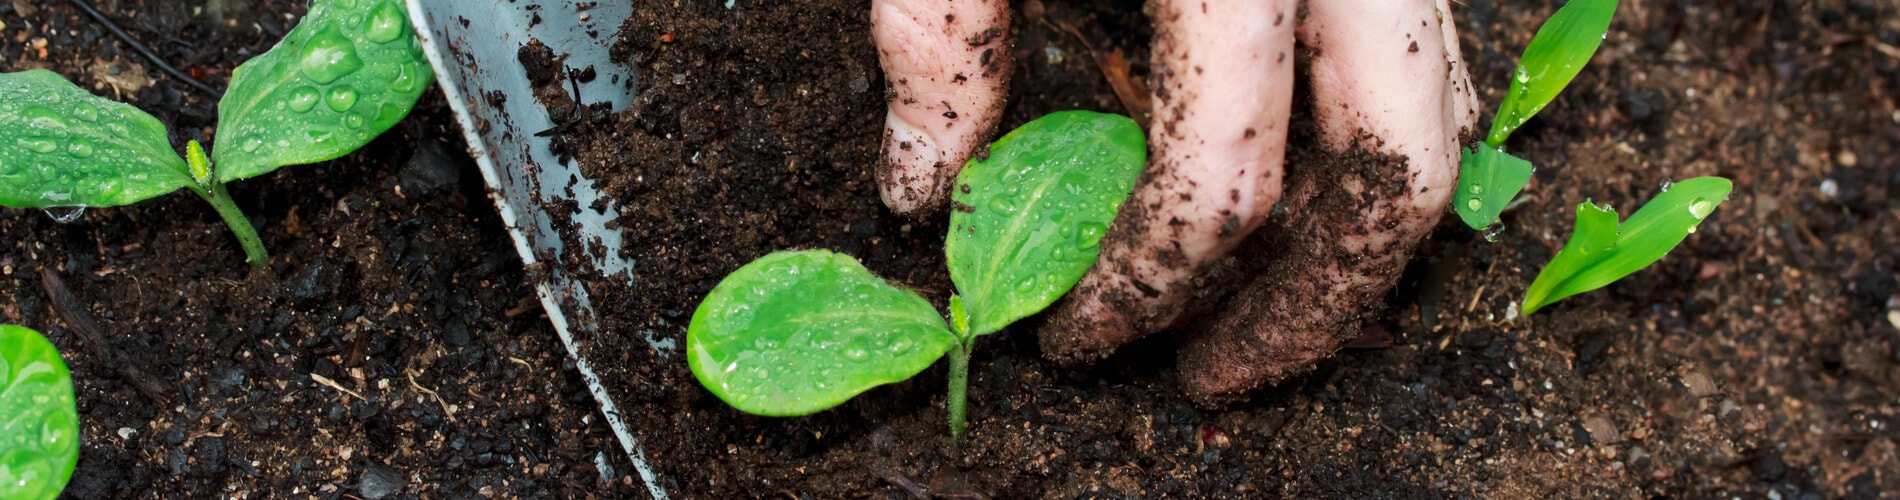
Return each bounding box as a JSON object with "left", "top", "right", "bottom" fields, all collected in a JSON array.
[
  {"left": 39, "top": 268, "right": 171, "bottom": 405},
  {"left": 880, "top": 468, "right": 930, "bottom": 500},
  {"left": 407, "top": 370, "right": 458, "bottom": 423},
  {"left": 310, "top": 372, "right": 366, "bottom": 401},
  {"left": 67, "top": 0, "right": 224, "bottom": 98}
]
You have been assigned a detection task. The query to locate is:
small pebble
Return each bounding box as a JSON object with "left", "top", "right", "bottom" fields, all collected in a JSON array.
[
  {"left": 1818, "top": 179, "right": 1839, "bottom": 198},
  {"left": 1836, "top": 150, "right": 1858, "bottom": 167}
]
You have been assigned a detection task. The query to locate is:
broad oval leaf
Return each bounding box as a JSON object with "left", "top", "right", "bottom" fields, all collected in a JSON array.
[
  {"left": 0, "top": 325, "right": 80, "bottom": 500},
  {"left": 212, "top": 0, "right": 434, "bottom": 181},
  {"left": 1486, "top": 0, "right": 1618, "bottom": 146},
  {"left": 1454, "top": 146, "right": 1537, "bottom": 230},
  {"left": 1521, "top": 176, "right": 1730, "bottom": 315},
  {"left": 687, "top": 250, "right": 957, "bottom": 416},
  {"left": 0, "top": 70, "right": 193, "bottom": 208},
  {"left": 947, "top": 111, "right": 1145, "bottom": 337}
]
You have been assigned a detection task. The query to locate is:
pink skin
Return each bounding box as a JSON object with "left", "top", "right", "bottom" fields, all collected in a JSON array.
[
  {"left": 871, "top": 0, "right": 1013, "bottom": 216},
  {"left": 1037, "top": 0, "right": 1297, "bottom": 365},
  {"left": 869, "top": 0, "right": 1477, "bottom": 402},
  {"left": 1176, "top": 0, "right": 1479, "bottom": 403}
]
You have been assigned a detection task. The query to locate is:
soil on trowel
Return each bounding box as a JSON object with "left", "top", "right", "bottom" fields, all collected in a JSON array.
[
  {"left": 547, "top": 0, "right": 1900, "bottom": 497},
  {"left": 1, "top": 0, "right": 646, "bottom": 496}
]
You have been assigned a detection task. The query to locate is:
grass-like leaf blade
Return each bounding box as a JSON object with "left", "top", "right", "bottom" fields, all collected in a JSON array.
[
  {"left": 1454, "top": 146, "right": 1536, "bottom": 229},
  {"left": 212, "top": 0, "right": 434, "bottom": 181},
  {"left": 0, "top": 325, "right": 80, "bottom": 500},
  {"left": 1486, "top": 0, "right": 1618, "bottom": 146},
  {"left": 687, "top": 250, "right": 957, "bottom": 416},
  {"left": 1521, "top": 176, "right": 1731, "bottom": 315},
  {"left": 0, "top": 70, "right": 194, "bottom": 208},
  {"left": 946, "top": 111, "right": 1145, "bottom": 337}
]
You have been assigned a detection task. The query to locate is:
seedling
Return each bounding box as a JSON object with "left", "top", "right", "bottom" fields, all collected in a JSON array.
[
  {"left": 1521, "top": 176, "right": 1730, "bottom": 315},
  {"left": 1455, "top": 0, "right": 1617, "bottom": 230},
  {"left": 0, "top": 325, "right": 79, "bottom": 500},
  {"left": 0, "top": 0, "right": 434, "bottom": 266},
  {"left": 687, "top": 111, "right": 1145, "bottom": 437}
]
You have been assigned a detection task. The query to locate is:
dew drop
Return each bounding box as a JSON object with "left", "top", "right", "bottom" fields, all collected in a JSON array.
[
  {"left": 1659, "top": 179, "right": 1674, "bottom": 192},
  {"left": 1468, "top": 184, "right": 1483, "bottom": 194},
  {"left": 1514, "top": 66, "right": 1530, "bottom": 84},
  {"left": 843, "top": 347, "right": 869, "bottom": 361},
  {"left": 43, "top": 207, "right": 84, "bottom": 224},
  {"left": 344, "top": 113, "right": 366, "bottom": 129},
  {"left": 298, "top": 25, "right": 364, "bottom": 84},
  {"left": 17, "top": 136, "right": 57, "bottom": 153},
  {"left": 326, "top": 85, "right": 360, "bottom": 112},
  {"left": 391, "top": 63, "right": 420, "bottom": 93},
  {"left": 373, "top": 102, "right": 404, "bottom": 128},
  {"left": 287, "top": 86, "right": 321, "bottom": 112},
  {"left": 1483, "top": 224, "right": 1505, "bottom": 243},
  {"left": 1015, "top": 276, "right": 1037, "bottom": 293},
  {"left": 1687, "top": 199, "right": 1715, "bottom": 220},
  {"left": 72, "top": 103, "right": 98, "bottom": 122},
  {"left": 888, "top": 338, "right": 912, "bottom": 355},
  {"left": 242, "top": 138, "right": 263, "bottom": 153},
  {"left": 986, "top": 193, "right": 1017, "bottom": 214},
  {"left": 1466, "top": 198, "right": 1483, "bottom": 211},
  {"left": 308, "top": 130, "right": 336, "bottom": 145},
  {"left": 65, "top": 138, "right": 94, "bottom": 158},
  {"left": 20, "top": 106, "right": 66, "bottom": 128},
  {"left": 365, "top": 1, "right": 408, "bottom": 44},
  {"left": 1686, "top": 225, "right": 1697, "bottom": 234},
  {"left": 1076, "top": 221, "right": 1107, "bottom": 249}
]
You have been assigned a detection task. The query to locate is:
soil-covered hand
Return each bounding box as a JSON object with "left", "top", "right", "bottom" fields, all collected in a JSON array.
[{"left": 872, "top": 0, "right": 1478, "bottom": 405}]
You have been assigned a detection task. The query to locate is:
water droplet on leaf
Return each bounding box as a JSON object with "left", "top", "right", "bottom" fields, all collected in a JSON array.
[
  {"left": 1469, "top": 184, "right": 1483, "bottom": 194},
  {"left": 365, "top": 1, "right": 408, "bottom": 44},
  {"left": 288, "top": 86, "right": 321, "bottom": 112},
  {"left": 1466, "top": 198, "right": 1483, "bottom": 211},
  {"left": 65, "top": 138, "right": 93, "bottom": 158},
  {"left": 298, "top": 25, "right": 364, "bottom": 84},
  {"left": 326, "top": 85, "right": 360, "bottom": 111},
  {"left": 72, "top": 103, "right": 98, "bottom": 122},
  {"left": 1076, "top": 221, "right": 1106, "bottom": 249},
  {"left": 17, "top": 136, "right": 57, "bottom": 153},
  {"left": 391, "top": 63, "right": 420, "bottom": 93},
  {"left": 1687, "top": 199, "right": 1715, "bottom": 219},
  {"left": 43, "top": 207, "right": 84, "bottom": 224}
]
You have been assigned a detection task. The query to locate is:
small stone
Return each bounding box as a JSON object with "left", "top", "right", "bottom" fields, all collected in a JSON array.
[
  {"left": 1583, "top": 415, "right": 1623, "bottom": 444},
  {"left": 357, "top": 462, "right": 406, "bottom": 500},
  {"left": 1682, "top": 371, "right": 1718, "bottom": 397},
  {"left": 1837, "top": 150, "right": 1858, "bottom": 167}
]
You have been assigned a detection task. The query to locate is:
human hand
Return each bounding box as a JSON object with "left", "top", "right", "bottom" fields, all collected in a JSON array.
[{"left": 871, "top": 0, "right": 1478, "bottom": 405}]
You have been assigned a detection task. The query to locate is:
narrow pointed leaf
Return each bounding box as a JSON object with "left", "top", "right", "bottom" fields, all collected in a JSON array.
[
  {"left": 946, "top": 111, "right": 1146, "bottom": 337},
  {"left": 0, "top": 70, "right": 193, "bottom": 208},
  {"left": 0, "top": 325, "right": 80, "bottom": 500},
  {"left": 1486, "top": 0, "right": 1618, "bottom": 146},
  {"left": 212, "top": 0, "right": 434, "bottom": 181},
  {"left": 1454, "top": 146, "right": 1536, "bottom": 229},
  {"left": 1522, "top": 176, "right": 1730, "bottom": 315},
  {"left": 687, "top": 250, "right": 957, "bottom": 416}
]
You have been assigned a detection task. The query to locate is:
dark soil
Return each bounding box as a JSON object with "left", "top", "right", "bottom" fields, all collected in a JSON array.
[
  {"left": 568, "top": 0, "right": 1900, "bottom": 497},
  {"left": 4, "top": 0, "right": 1895, "bottom": 498},
  {"left": 1, "top": 0, "right": 643, "bottom": 497}
]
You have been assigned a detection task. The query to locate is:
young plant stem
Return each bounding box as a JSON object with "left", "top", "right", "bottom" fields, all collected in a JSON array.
[
  {"left": 946, "top": 340, "right": 971, "bottom": 438},
  {"left": 199, "top": 183, "right": 267, "bottom": 267}
]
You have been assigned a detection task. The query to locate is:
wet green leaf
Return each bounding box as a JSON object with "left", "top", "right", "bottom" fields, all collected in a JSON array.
[
  {"left": 1454, "top": 146, "right": 1536, "bottom": 230},
  {"left": 1522, "top": 176, "right": 1731, "bottom": 315},
  {"left": 1486, "top": 0, "right": 1617, "bottom": 146},
  {"left": 0, "top": 325, "right": 80, "bottom": 500},
  {"left": 687, "top": 250, "right": 957, "bottom": 416},
  {"left": 0, "top": 70, "right": 194, "bottom": 208},
  {"left": 946, "top": 111, "right": 1145, "bottom": 337},
  {"left": 213, "top": 0, "right": 434, "bottom": 181}
]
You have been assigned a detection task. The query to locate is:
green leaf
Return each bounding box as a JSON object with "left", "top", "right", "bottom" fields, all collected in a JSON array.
[
  {"left": 1454, "top": 146, "right": 1537, "bottom": 230},
  {"left": 947, "top": 111, "right": 1146, "bottom": 337},
  {"left": 0, "top": 70, "right": 194, "bottom": 208},
  {"left": 1521, "top": 176, "right": 1731, "bottom": 315},
  {"left": 212, "top": 0, "right": 434, "bottom": 181},
  {"left": 687, "top": 250, "right": 957, "bottom": 416},
  {"left": 1486, "top": 0, "right": 1617, "bottom": 146},
  {"left": 0, "top": 325, "right": 80, "bottom": 500}
]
